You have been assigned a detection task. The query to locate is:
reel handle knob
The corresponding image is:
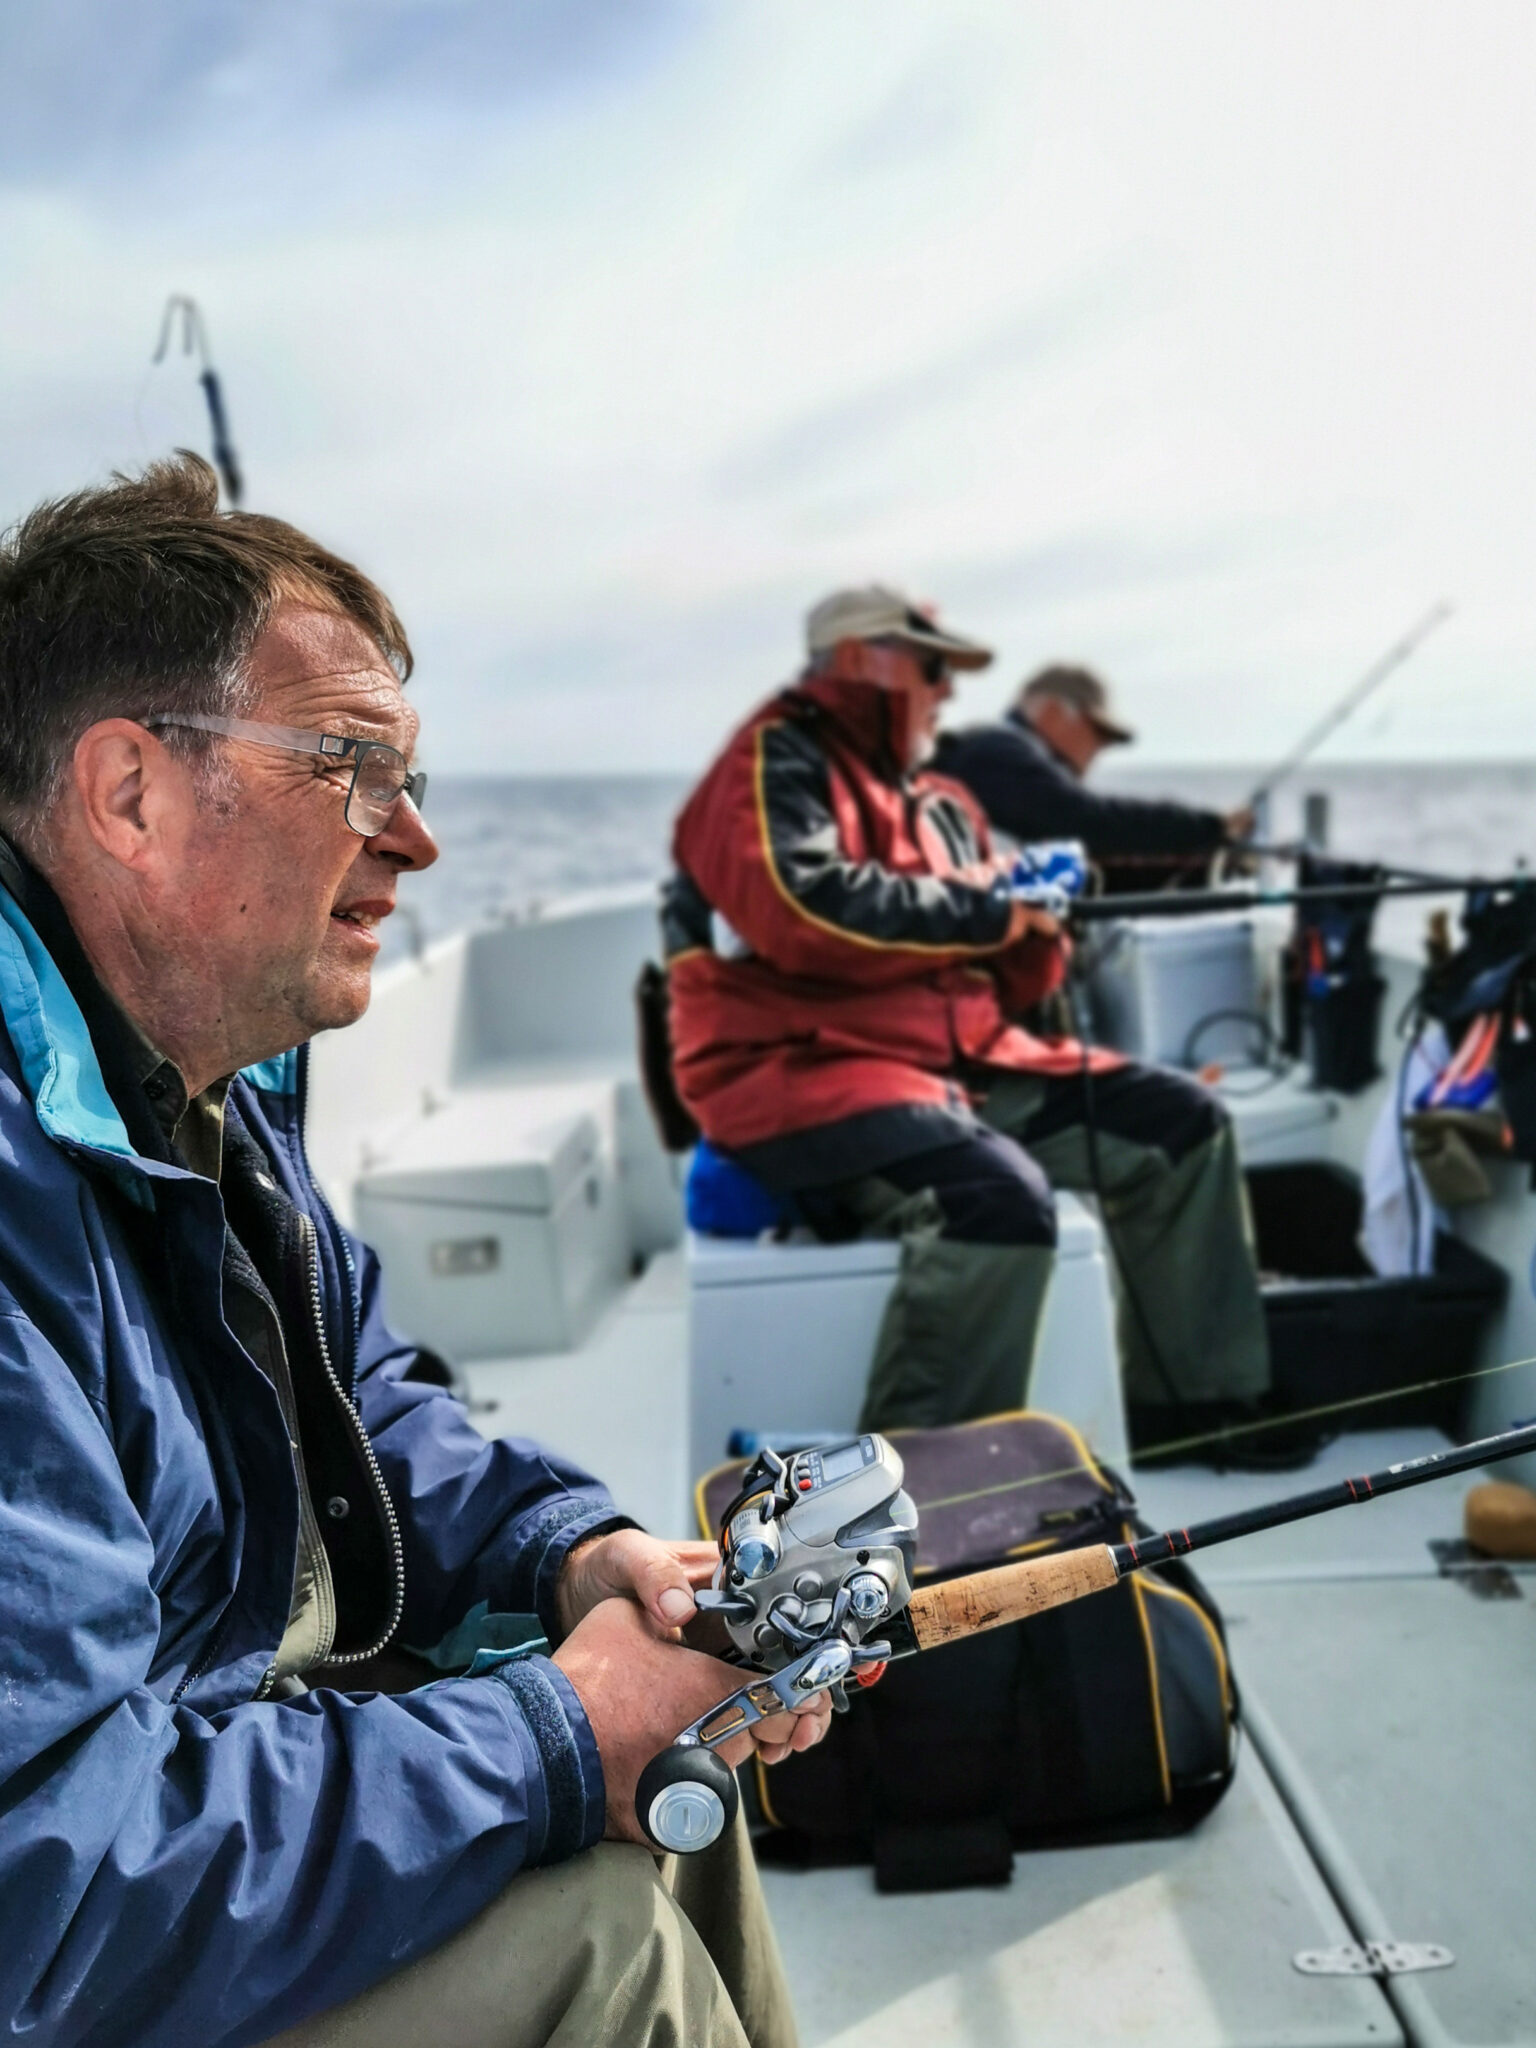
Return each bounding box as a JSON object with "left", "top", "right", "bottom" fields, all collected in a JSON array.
[{"left": 635, "top": 1744, "right": 739, "bottom": 1854}]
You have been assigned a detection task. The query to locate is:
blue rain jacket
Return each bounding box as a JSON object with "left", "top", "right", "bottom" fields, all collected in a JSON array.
[{"left": 0, "top": 883, "right": 621, "bottom": 2047}]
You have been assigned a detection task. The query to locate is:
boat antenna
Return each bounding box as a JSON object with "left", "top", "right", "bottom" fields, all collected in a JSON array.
[
  {"left": 1247, "top": 600, "right": 1454, "bottom": 812},
  {"left": 152, "top": 296, "right": 245, "bottom": 507}
]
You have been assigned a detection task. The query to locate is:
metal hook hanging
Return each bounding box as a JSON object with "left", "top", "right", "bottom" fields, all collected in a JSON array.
[{"left": 150, "top": 295, "right": 245, "bottom": 507}]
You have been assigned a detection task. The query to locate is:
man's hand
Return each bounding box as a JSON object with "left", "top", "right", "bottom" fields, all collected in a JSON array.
[
  {"left": 1005, "top": 900, "right": 1060, "bottom": 944},
  {"left": 553, "top": 1596, "right": 833, "bottom": 1843},
  {"left": 555, "top": 1528, "right": 719, "bottom": 1640}
]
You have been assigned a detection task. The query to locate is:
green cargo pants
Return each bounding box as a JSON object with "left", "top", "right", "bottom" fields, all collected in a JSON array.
[{"left": 792, "top": 1062, "right": 1270, "bottom": 1432}]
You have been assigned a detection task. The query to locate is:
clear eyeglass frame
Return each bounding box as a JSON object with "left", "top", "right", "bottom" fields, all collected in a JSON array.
[{"left": 144, "top": 712, "right": 427, "bottom": 838}]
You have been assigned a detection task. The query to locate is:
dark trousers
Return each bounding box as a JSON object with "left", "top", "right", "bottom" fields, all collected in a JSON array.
[{"left": 794, "top": 1064, "right": 1270, "bottom": 1429}]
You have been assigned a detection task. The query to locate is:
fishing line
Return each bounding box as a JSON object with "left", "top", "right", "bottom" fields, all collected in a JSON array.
[
  {"left": 1248, "top": 602, "right": 1454, "bottom": 813},
  {"left": 911, "top": 1350, "right": 1536, "bottom": 1517}
]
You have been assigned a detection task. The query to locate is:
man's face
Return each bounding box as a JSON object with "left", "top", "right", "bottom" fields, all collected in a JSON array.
[
  {"left": 884, "top": 642, "right": 954, "bottom": 768},
  {"left": 1029, "top": 695, "right": 1111, "bottom": 777},
  {"left": 168, "top": 601, "right": 438, "bottom": 1057}
]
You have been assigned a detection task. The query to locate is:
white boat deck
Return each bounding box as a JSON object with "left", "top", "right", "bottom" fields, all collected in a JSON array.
[{"left": 765, "top": 1747, "right": 1402, "bottom": 2048}]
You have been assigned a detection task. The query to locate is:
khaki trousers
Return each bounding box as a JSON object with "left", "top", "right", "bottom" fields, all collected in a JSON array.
[{"left": 261, "top": 1809, "right": 798, "bottom": 2048}]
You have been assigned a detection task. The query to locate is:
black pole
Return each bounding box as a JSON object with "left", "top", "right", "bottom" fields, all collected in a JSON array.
[
  {"left": 153, "top": 297, "right": 245, "bottom": 508},
  {"left": 1111, "top": 1419, "right": 1536, "bottom": 1576},
  {"left": 199, "top": 369, "right": 244, "bottom": 508},
  {"left": 1067, "top": 874, "right": 1531, "bottom": 924}
]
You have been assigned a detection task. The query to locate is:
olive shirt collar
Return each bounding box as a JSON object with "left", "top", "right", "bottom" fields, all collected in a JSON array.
[{"left": 105, "top": 994, "right": 232, "bottom": 1184}]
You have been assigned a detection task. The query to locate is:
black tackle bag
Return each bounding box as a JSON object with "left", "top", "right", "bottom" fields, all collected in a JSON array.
[{"left": 697, "top": 1411, "right": 1238, "bottom": 1892}]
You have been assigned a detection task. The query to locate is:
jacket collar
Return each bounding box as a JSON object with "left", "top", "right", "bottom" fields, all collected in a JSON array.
[
  {"left": 0, "top": 838, "right": 297, "bottom": 1169},
  {"left": 0, "top": 846, "right": 143, "bottom": 1164},
  {"left": 783, "top": 668, "right": 912, "bottom": 783}
]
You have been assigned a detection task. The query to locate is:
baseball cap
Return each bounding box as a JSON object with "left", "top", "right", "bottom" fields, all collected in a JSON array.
[
  {"left": 805, "top": 584, "right": 994, "bottom": 671},
  {"left": 1022, "top": 664, "right": 1135, "bottom": 744}
]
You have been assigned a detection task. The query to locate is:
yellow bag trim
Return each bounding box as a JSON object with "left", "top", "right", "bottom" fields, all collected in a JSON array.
[
  {"left": 1139, "top": 1573, "right": 1234, "bottom": 1721},
  {"left": 1123, "top": 1521, "right": 1173, "bottom": 1807}
]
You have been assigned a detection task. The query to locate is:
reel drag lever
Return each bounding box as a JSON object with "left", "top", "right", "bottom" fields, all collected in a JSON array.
[{"left": 636, "top": 1635, "right": 885, "bottom": 1853}]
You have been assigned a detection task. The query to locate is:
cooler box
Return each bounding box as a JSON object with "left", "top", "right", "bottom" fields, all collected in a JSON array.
[
  {"left": 1090, "top": 914, "right": 1260, "bottom": 1069},
  {"left": 354, "top": 1085, "right": 629, "bottom": 1360}
]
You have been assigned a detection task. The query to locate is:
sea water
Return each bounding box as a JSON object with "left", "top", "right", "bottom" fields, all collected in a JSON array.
[{"left": 386, "top": 761, "right": 1536, "bottom": 965}]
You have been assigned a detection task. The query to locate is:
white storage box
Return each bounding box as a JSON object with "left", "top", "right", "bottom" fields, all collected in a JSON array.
[
  {"left": 687, "top": 1192, "right": 1124, "bottom": 1478},
  {"left": 1089, "top": 914, "right": 1260, "bottom": 1069},
  {"left": 354, "top": 1085, "right": 628, "bottom": 1360}
]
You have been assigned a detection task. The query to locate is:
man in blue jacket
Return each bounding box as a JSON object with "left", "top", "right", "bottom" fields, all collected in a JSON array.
[{"left": 0, "top": 457, "right": 823, "bottom": 2047}]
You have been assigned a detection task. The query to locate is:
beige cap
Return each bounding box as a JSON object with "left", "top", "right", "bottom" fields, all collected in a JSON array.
[
  {"left": 1020, "top": 663, "right": 1135, "bottom": 744},
  {"left": 805, "top": 584, "right": 994, "bottom": 671}
]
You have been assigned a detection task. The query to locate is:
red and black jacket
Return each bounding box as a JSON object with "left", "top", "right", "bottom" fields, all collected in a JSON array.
[{"left": 663, "top": 663, "right": 1117, "bottom": 1189}]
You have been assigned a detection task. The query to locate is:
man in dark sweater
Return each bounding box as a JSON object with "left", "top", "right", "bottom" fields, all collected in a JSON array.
[{"left": 937, "top": 664, "right": 1253, "bottom": 861}]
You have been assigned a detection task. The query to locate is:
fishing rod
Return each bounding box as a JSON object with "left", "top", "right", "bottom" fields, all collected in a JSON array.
[
  {"left": 1247, "top": 602, "right": 1454, "bottom": 812},
  {"left": 1242, "top": 844, "right": 1476, "bottom": 889},
  {"left": 893, "top": 1416, "right": 1536, "bottom": 1645},
  {"left": 1064, "top": 872, "right": 1532, "bottom": 925},
  {"left": 636, "top": 1414, "right": 1536, "bottom": 1850},
  {"left": 152, "top": 296, "right": 245, "bottom": 506}
]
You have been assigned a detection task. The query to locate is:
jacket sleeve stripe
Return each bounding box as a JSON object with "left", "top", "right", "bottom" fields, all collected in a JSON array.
[{"left": 752, "top": 720, "right": 1015, "bottom": 957}]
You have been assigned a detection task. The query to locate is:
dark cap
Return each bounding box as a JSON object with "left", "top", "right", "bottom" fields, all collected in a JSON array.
[{"left": 1020, "top": 664, "right": 1134, "bottom": 744}]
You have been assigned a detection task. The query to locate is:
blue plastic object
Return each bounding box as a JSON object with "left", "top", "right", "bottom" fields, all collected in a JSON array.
[
  {"left": 1009, "top": 840, "right": 1089, "bottom": 914},
  {"left": 686, "top": 1140, "right": 794, "bottom": 1237}
]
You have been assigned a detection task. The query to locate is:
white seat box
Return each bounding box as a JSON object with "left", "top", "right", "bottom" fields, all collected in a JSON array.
[
  {"left": 687, "top": 1192, "right": 1126, "bottom": 1481},
  {"left": 355, "top": 1085, "right": 628, "bottom": 1360},
  {"left": 1224, "top": 1068, "right": 1339, "bottom": 1163}
]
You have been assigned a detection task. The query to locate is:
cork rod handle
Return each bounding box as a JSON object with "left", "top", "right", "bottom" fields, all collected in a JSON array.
[{"left": 905, "top": 1545, "right": 1122, "bottom": 1650}]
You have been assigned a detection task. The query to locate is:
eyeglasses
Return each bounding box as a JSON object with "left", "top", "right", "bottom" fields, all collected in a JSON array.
[
  {"left": 145, "top": 713, "right": 427, "bottom": 838},
  {"left": 918, "top": 653, "right": 952, "bottom": 688}
]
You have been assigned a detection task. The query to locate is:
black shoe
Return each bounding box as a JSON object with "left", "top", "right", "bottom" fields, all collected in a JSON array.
[{"left": 1128, "top": 1398, "right": 1333, "bottom": 1473}]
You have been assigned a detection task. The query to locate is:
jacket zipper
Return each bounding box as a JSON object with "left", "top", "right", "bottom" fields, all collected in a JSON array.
[
  {"left": 299, "top": 1213, "right": 405, "bottom": 1665},
  {"left": 173, "top": 1616, "right": 235, "bottom": 1704},
  {"left": 293, "top": 1043, "right": 361, "bottom": 1382}
]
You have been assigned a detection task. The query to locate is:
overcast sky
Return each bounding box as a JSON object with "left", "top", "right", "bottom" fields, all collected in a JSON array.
[{"left": 3, "top": 1, "right": 1536, "bottom": 775}]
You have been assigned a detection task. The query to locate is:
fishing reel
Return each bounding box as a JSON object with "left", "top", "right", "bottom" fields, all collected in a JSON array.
[{"left": 635, "top": 1434, "right": 917, "bottom": 1854}]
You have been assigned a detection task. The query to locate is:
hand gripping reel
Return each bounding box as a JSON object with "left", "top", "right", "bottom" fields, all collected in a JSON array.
[{"left": 635, "top": 1436, "right": 916, "bottom": 1853}]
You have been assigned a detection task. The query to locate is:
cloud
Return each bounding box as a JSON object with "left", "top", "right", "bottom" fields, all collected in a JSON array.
[
  {"left": 713, "top": 271, "right": 1145, "bottom": 500},
  {"left": 4, "top": 1, "right": 1536, "bottom": 774},
  {"left": 0, "top": 1, "right": 698, "bottom": 189}
]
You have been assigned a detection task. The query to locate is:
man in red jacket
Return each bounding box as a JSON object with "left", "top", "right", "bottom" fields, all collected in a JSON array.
[{"left": 664, "top": 586, "right": 1271, "bottom": 1442}]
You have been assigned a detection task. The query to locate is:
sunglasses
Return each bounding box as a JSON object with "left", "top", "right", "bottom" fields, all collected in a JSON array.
[{"left": 145, "top": 713, "right": 427, "bottom": 838}]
